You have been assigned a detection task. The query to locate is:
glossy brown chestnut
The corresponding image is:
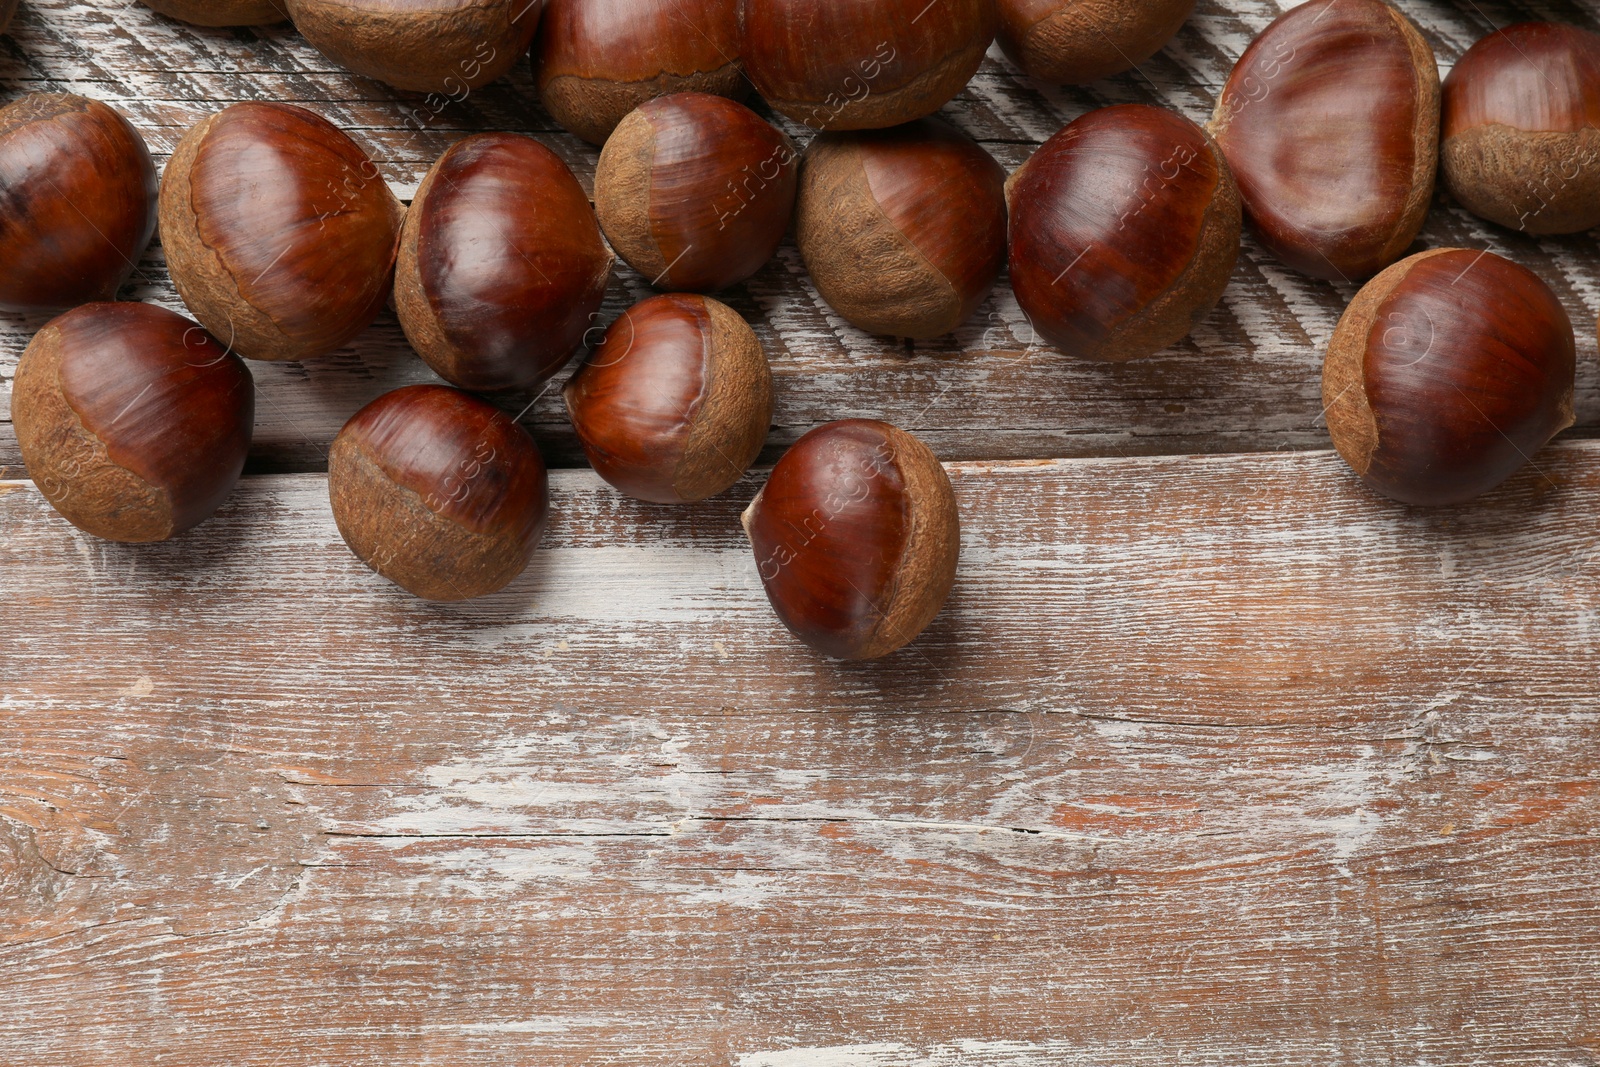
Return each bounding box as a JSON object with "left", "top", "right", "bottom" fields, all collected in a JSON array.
[
  {"left": 741, "top": 0, "right": 995, "bottom": 130},
  {"left": 797, "top": 118, "right": 1007, "bottom": 340},
  {"left": 396, "top": 133, "right": 613, "bottom": 393},
  {"left": 996, "top": 0, "right": 1194, "bottom": 84},
  {"left": 139, "top": 0, "right": 287, "bottom": 25},
  {"left": 161, "top": 102, "right": 404, "bottom": 363},
  {"left": 0, "top": 94, "right": 157, "bottom": 314},
  {"left": 1441, "top": 22, "right": 1600, "bottom": 235},
  {"left": 536, "top": 0, "right": 747, "bottom": 146},
  {"left": 285, "top": 0, "right": 540, "bottom": 94},
  {"left": 329, "top": 384, "right": 549, "bottom": 601},
  {"left": 1209, "top": 0, "right": 1439, "bottom": 283},
  {"left": 11, "top": 302, "right": 254, "bottom": 542},
  {"left": 1007, "top": 104, "right": 1240, "bottom": 362},
  {"left": 595, "top": 92, "right": 797, "bottom": 292},
  {"left": 743, "top": 419, "right": 959, "bottom": 660},
  {"left": 1323, "top": 248, "right": 1575, "bottom": 506},
  {"left": 564, "top": 294, "right": 772, "bottom": 504}
]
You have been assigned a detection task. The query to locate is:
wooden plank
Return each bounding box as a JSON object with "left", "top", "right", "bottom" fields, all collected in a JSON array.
[
  {"left": 3, "top": 0, "right": 1599, "bottom": 472},
  {"left": 2, "top": 445, "right": 1597, "bottom": 1062}
]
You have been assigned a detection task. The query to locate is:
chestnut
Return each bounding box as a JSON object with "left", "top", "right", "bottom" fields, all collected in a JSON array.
[
  {"left": 1209, "top": 0, "right": 1439, "bottom": 282},
  {"left": 396, "top": 133, "right": 613, "bottom": 393},
  {"left": 996, "top": 0, "right": 1194, "bottom": 84},
  {"left": 1, "top": 0, "right": 17, "bottom": 34},
  {"left": 11, "top": 302, "right": 254, "bottom": 543},
  {"left": 329, "top": 385, "right": 549, "bottom": 601},
  {"left": 0, "top": 93, "right": 157, "bottom": 314},
  {"left": 285, "top": 0, "right": 540, "bottom": 94},
  {"left": 564, "top": 294, "right": 772, "bottom": 504},
  {"left": 161, "top": 102, "right": 405, "bottom": 363},
  {"left": 536, "top": 0, "right": 747, "bottom": 146},
  {"left": 1441, "top": 22, "right": 1600, "bottom": 236},
  {"left": 741, "top": 0, "right": 995, "bottom": 130},
  {"left": 1323, "top": 248, "right": 1575, "bottom": 506},
  {"left": 797, "top": 118, "right": 1007, "bottom": 340},
  {"left": 138, "top": 0, "right": 287, "bottom": 25},
  {"left": 595, "top": 92, "right": 797, "bottom": 293},
  {"left": 1006, "top": 104, "right": 1240, "bottom": 362},
  {"left": 743, "top": 419, "right": 959, "bottom": 660}
]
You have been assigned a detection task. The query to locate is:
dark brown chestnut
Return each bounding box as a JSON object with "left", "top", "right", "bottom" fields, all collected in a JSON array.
[
  {"left": 139, "top": 0, "right": 287, "bottom": 25},
  {"left": 11, "top": 302, "right": 254, "bottom": 542},
  {"left": 743, "top": 419, "right": 959, "bottom": 660},
  {"left": 564, "top": 294, "right": 772, "bottom": 504},
  {"left": 329, "top": 384, "right": 549, "bottom": 601},
  {"left": 160, "top": 102, "right": 404, "bottom": 363},
  {"left": 285, "top": 0, "right": 540, "bottom": 94},
  {"left": 536, "top": 0, "right": 747, "bottom": 146},
  {"left": 1, "top": 0, "right": 18, "bottom": 34},
  {"left": 1441, "top": 22, "right": 1600, "bottom": 235},
  {"left": 1006, "top": 103, "right": 1240, "bottom": 362},
  {"left": 595, "top": 92, "right": 797, "bottom": 292},
  {"left": 996, "top": 0, "right": 1194, "bottom": 84},
  {"left": 1209, "top": 0, "right": 1439, "bottom": 282},
  {"left": 0, "top": 93, "right": 157, "bottom": 314},
  {"left": 797, "top": 118, "right": 1007, "bottom": 340},
  {"left": 1323, "top": 248, "right": 1575, "bottom": 506},
  {"left": 396, "top": 133, "right": 613, "bottom": 393},
  {"left": 741, "top": 0, "right": 996, "bottom": 130}
]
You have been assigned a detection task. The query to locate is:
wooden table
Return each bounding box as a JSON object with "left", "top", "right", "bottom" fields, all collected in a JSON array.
[{"left": 3, "top": 1, "right": 1597, "bottom": 1063}]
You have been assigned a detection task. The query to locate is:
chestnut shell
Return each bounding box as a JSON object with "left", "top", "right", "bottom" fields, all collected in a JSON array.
[
  {"left": 1441, "top": 21, "right": 1600, "bottom": 235},
  {"left": 536, "top": 0, "right": 747, "bottom": 146},
  {"left": 996, "top": 0, "right": 1194, "bottom": 84},
  {"left": 329, "top": 385, "right": 550, "bottom": 601},
  {"left": 740, "top": 0, "right": 996, "bottom": 130},
  {"left": 12, "top": 302, "right": 254, "bottom": 542},
  {"left": 286, "top": 0, "right": 541, "bottom": 94},
  {"left": 564, "top": 294, "right": 773, "bottom": 504},
  {"left": 1323, "top": 247, "right": 1575, "bottom": 506},
  {"left": 1007, "top": 103, "right": 1240, "bottom": 362},
  {"left": 0, "top": 93, "right": 158, "bottom": 314},
  {"left": 160, "top": 102, "right": 405, "bottom": 363},
  {"left": 1209, "top": 0, "right": 1440, "bottom": 282},
  {"left": 797, "top": 118, "right": 1008, "bottom": 340},
  {"left": 1, "top": 0, "right": 19, "bottom": 33},
  {"left": 139, "top": 0, "right": 288, "bottom": 25},
  {"left": 595, "top": 92, "right": 797, "bottom": 293},
  {"left": 396, "top": 132, "right": 614, "bottom": 393},
  {"left": 743, "top": 419, "right": 960, "bottom": 661}
]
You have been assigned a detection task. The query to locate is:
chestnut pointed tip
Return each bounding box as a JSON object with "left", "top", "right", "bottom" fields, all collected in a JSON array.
[{"left": 740, "top": 489, "right": 763, "bottom": 542}]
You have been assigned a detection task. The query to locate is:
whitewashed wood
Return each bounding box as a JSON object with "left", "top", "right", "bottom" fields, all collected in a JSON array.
[
  {"left": 2, "top": 446, "right": 1598, "bottom": 1063},
  {"left": 1, "top": 0, "right": 1598, "bottom": 471}
]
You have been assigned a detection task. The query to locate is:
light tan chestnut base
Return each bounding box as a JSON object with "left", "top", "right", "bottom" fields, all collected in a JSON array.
[
  {"left": 1443, "top": 125, "right": 1600, "bottom": 235},
  {"left": 797, "top": 139, "right": 963, "bottom": 340},
  {"left": 673, "top": 300, "right": 773, "bottom": 502},
  {"left": 328, "top": 440, "right": 530, "bottom": 602},
  {"left": 593, "top": 108, "right": 669, "bottom": 282},
  {"left": 139, "top": 0, "right": 288, "bottom": 26},
  {"left": 12, "top": 326, "right": 173, "bottom": 543},
  {"left": 285, "top": 0, "right": 537, "bottom": 93},
  {"left": 770, "top": 41, "right": 989, "bottom": 131},
  {"left": 542, "top": 64, "right": 747, "bottom": 147},
  {"left": 1005, "top": 0, "right": 1193, "bottom": 84}
]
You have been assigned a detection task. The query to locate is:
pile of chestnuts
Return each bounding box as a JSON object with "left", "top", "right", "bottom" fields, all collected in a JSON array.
[{"left": 5, "top": 0, "right": 1597, "bottom": 661}]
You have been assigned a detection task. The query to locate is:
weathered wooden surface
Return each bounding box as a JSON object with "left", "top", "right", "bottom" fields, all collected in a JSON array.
[
  {"left": 2, "top": 0, "right": 1599, "bottom": 472},
  {"left": 3, "top": 444, "right": 1599, "bottom": 1064}
]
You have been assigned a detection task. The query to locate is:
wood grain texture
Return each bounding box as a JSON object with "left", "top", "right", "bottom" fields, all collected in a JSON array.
[
  {"left": 3, "top": 444, "right": 1599, "bottom": 1063},
  {"left": 2, "top": 0, "right": 1599, "bottom": 472}
]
